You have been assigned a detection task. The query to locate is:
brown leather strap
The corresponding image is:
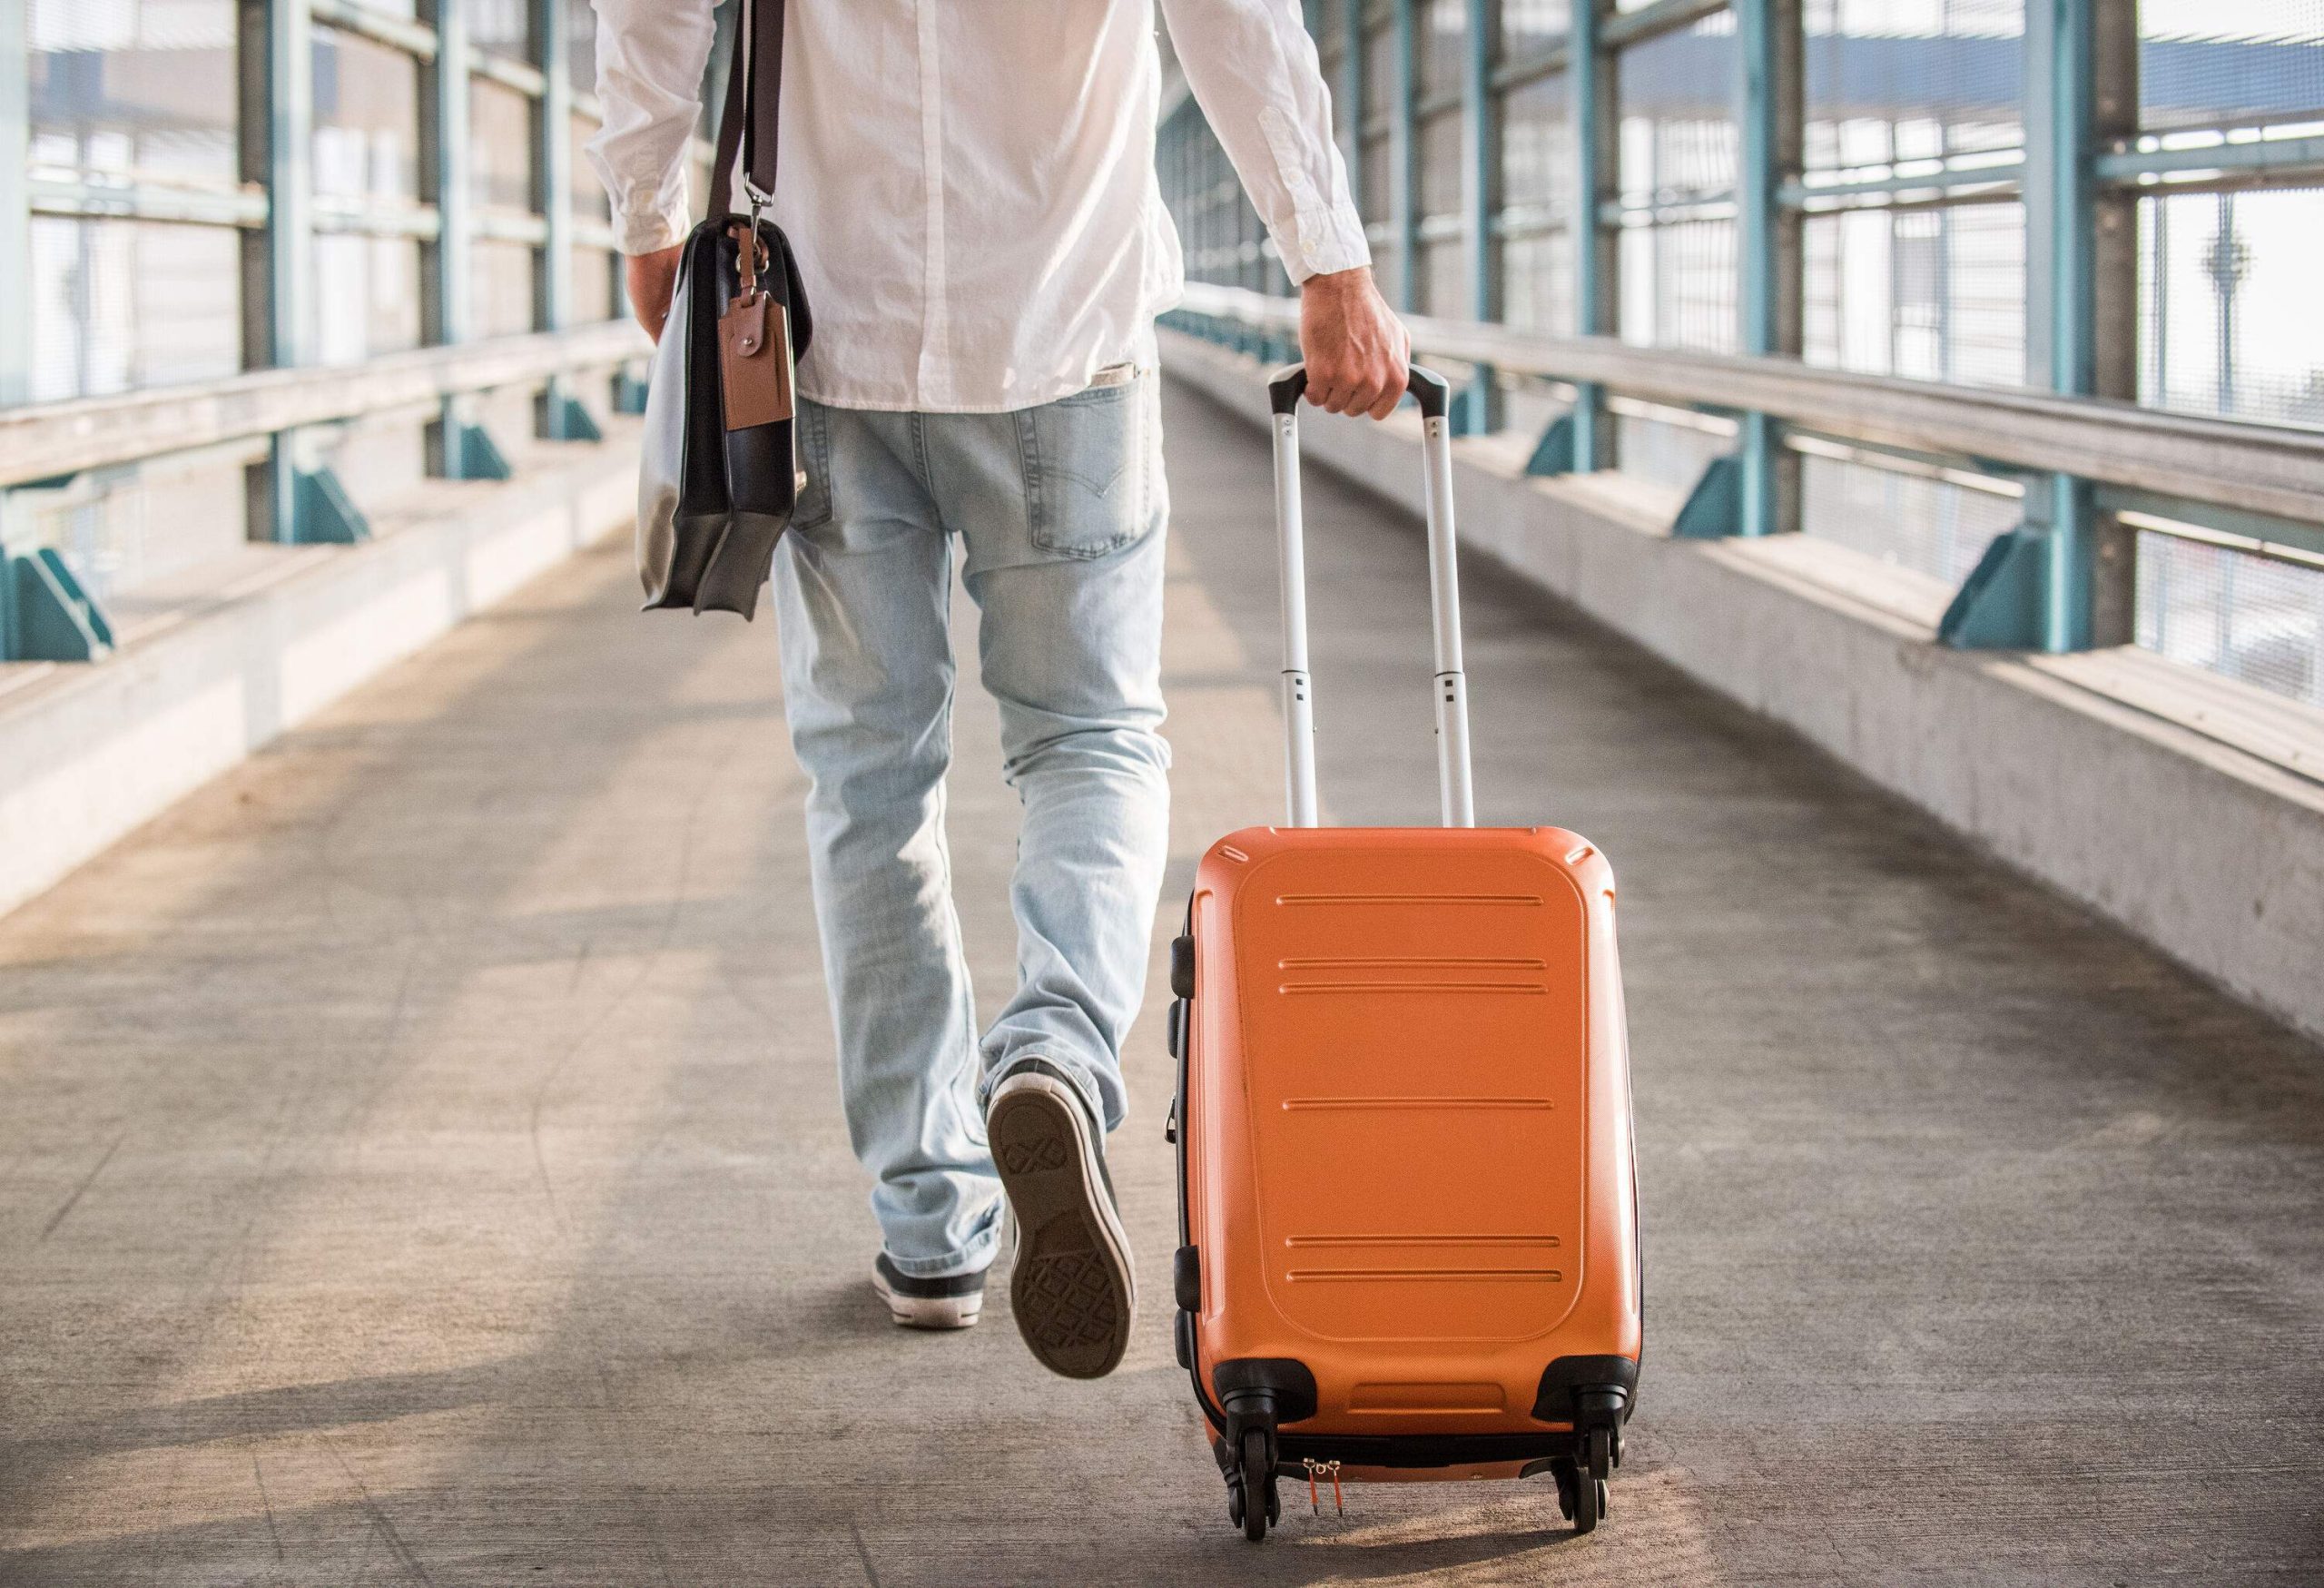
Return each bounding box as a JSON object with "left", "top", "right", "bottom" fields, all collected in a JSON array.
[{"left": 712, "top": 0, "right": 783, "bottom": 215}]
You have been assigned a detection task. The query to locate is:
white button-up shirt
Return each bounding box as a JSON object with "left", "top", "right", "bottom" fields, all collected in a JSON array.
[{"left": 586, "top": 0, "right": 1368, "bottom": 412}]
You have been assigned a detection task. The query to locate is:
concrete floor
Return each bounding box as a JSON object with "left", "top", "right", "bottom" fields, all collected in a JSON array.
[{"left": 3, "top": 382, "right": 2321, "bottom": 1585}]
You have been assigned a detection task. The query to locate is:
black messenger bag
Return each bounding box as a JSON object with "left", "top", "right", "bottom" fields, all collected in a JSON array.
[{"left": 635, "top": 0, "right": 812, "bottom": 618}]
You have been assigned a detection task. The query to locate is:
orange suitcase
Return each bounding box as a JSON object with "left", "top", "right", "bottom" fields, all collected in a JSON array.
[{"left": 1164, "top": 365, "right": 1641, "bottom": 1541}]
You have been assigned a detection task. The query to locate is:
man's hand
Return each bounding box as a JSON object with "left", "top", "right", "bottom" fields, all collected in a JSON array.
[
  {"left": 626, "top": 244, "right": 686, "bottom": 343},
  {"left": 1298, "top": 267, "right": 1410, "bottom": 419}
]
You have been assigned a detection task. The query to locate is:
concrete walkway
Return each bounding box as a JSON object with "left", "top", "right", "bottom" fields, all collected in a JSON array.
[{"left": 3, "top": 382, "right": 2319, "bottom": 1585}]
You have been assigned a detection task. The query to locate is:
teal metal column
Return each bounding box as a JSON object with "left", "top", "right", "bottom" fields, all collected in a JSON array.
[
  {"left": 1567, "top": 0, "right": 1615, "bottom": 471},
  {"left": 1393, "top": 0, "right": 1419, "bottom": 311},
  {"left": 1735, "top": 0, "right": 1801, "bottom": 536},
  {"left": 0, "top": 0, "right": 29, "bottom": 409},
  {"left": 422, "top": 0, "right": 500, "bottom": 478},
  {"left": 241, "top": 0, "right": 318, "bottom": 541},
  {"left": 536, "top": 0, "right": 599, "bottom": 440},
  {"left": 1452, "top": 0, "right": 1500, "bottom": 434}
]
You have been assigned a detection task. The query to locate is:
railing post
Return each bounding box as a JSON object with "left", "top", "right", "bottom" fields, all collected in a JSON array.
[
  {"left": 1452, "top": 0, "right": 1501, "bottom": 435},
  {"left": 2007, "top": 0, "right": 2136, "bottom": 649},
  {"left": 536, "top": 0, "right": 599, "bottom": 440},
  {"left": 240, "top": 0, "right": 315, "bottom": 543},
  {"left": 1736, "top": 0, "right": 1801, "bottom": 536},
  {"left": 1393, "top": 0, "right": 1419, "bottom": 313},
  {"left": 0, "top": 0, "right": 29, "bottom": 409},
  {"left": 1568, "top": 0, "right": 1615, "bottom": 471},
  {"left": 421, "top": 0, "right": 487, "bottom": 478}
]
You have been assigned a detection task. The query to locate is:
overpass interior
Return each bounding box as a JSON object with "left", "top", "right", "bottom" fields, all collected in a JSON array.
[
  {"left": 5, "top": 386, "right": 2320, "bottom": 1583},
  {"left": 5, "top": 0, "right": 2324, "bottom": 1582}
]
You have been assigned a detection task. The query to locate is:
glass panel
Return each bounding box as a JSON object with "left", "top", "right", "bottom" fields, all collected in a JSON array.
[
  {"left": 1420, "top": 235, "right": 1472, "bottom": 317},
  {"left": 27, "top": 0, "right": 240, "bottom": 193},
  {"left": 313, "top": 26, "right": 420, "bottom": 203},
  {"left": 313, "top": 236, "right": 424, "bottom": 364},
  {"left": 1619, "top": 218, "right": 1738, "bottom": 351},
  {"left": 471, "top": 78, "right": 537, "bottom": 214},
  {"left": 566, "top": 0, "right": 599, "bottom": 97},
  {"left": 29, "top": 217, "right": 241, "bottom": 401},
  {"left": 1417, "top": 0, "right": 1468, "bottom": 99},
  {"left": 1418, "top": 107, "right": 1466, "bottom": 216},
  {"left": 1501, "top": 0, "right": 1571, "bottom": 57},
  {"left": 1802, "top": 0, "right": 2024, "bottom": 172},
  {"left": 473, "top": 239, "right": 538, "bottom": 338},
  {"left": 469, "top": 0, "right": 533, "bottom": 65},
  {"left": 1616, "top": 411, "right": 1733, "bottom": 490},
  {"left": 571, "top": 247, "right": 616, "bottom": 323},
  {"left": 1364, "top": 16, "right": 1400, "bottom": 122},
  {"left": 1800, "top": 451, "right": 2019, "bottom": 587},
  {"left": 1802, "top": 201, "right": 2025, "bottom": 386},
  {"left": 1361, "top": 130, "right": 1395, "bottom": 222},
  {"left": 2137, "top": 532, "right": 2324, "bottom": 707},
  {"left": 2138, "top": 0, "right": 2324, "bottom": 133},
  {"left": 571, "top": 113, "right": 610, "bottom": 222},
  {"left": 2138, "top": 187, "right": 2324, "bottom": 429},
  {"left": 1502, "top": 72, "right": 1571, "bottom": 214},
  {"left": 1618, "top": 16, "right": 1739, "bottom": 204},
  {"left": 1321, "top": 0, "right": 1348, "bottom": 51},
  {"left": 9, "top": 449, "right": 255, "bottom": 604},
  {"left": 1500, "top": 229, "right": 1573, "bottom": 331}
]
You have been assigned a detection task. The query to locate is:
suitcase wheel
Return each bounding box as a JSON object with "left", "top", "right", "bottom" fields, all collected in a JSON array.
[{"left": 1226, "top": 1426, "right": 1277, "bottom": 1542}]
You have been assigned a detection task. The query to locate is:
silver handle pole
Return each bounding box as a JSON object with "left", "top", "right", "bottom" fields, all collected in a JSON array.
[
  {"left": 1270, "top": 388, "right": 1320, "bottom": 827},
  {"left": 1418, "top": 405, "right": 1475, "bottom": 827}
]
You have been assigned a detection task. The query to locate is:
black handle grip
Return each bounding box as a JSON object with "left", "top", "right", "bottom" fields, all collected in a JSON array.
[{"left": 1268, "top": 362, "right": 1451, "bottom": 419}]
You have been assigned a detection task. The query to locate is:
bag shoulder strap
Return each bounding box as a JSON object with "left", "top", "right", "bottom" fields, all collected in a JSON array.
[{"left": 712, "top": 0, "right": 785, "bottom": 216}]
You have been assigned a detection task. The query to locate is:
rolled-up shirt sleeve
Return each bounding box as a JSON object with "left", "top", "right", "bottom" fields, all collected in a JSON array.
[
  {"left": 1158, "top": 0, "right": 1372, "bottom": 282},
  {"left": 586, "top": 0, "right": 716, "bottom": 254}
]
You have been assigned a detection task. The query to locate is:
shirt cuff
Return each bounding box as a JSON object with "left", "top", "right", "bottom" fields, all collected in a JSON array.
[
  {"left": 1274, "top": 202, "right": 1373, "bottom": 284},
  {"left": 613, "top": 197, "right": 694, "bottom": 256}
]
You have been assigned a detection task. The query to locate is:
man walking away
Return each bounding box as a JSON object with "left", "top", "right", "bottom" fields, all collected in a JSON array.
[{"left": 586, "top": 0, "right": 1409, "bottom": 1378}]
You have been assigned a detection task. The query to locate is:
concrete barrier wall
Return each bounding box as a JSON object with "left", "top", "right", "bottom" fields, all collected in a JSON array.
[
  {"left": 1163, "top": 332, "right": 2324, "bottom": 1044},
  {"left": 0, "top": 432, "right": 640, "bottom": 920}
]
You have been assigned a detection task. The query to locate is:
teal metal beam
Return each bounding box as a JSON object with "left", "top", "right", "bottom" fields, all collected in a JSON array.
[
  {"left": 1393, "top": 0, "right": 1419, "bottom": 312},
  {"left": 3, "top": 549, "right": 113, "bottom": 662},
  {"left": 420, "top": 0, "right": 504, "bottom": 477},
  {"left": 0, "top": 0, "right": 30, "bottom": 409},
  {"left": 1734, "top": 0, "right": 1801, "bottom": 537},
  {"left": 241, "top": 0, "right": 317, "bottom": 543},
  {"left": 1568, "top": 0, "right": 1614, "bottom": 471},
  {"left": 1452, "top": 0, "right": 1500, "bottom": 435}
]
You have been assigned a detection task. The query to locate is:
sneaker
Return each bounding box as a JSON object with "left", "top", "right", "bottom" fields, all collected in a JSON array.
[
  {"left": 986, "top": 1059, "right": 1136, "bottom": 1379},
  {"left": 872, "top": 1253, "right": 988, "bottom": 1330}
]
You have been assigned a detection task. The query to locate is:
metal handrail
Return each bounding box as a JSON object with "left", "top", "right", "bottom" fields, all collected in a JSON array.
[
  {"left": 1174, "top": 282, "right": 2324, "bottom": 528},
  {"left": 0, "top": 322, "right": 650, "bottom": 488}
]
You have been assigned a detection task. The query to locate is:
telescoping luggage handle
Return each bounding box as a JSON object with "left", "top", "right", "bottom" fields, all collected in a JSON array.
[{"left": 1265, "top": 363, "right": 1474, "bottom": 830}]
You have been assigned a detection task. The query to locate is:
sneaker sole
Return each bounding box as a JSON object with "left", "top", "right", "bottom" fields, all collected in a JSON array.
[
  {"left": 872, "top": 1271, "right": 983, "bottom": 1331},
  {"left": 988, "top": 1074, "right": 1136, "bottom": 1379}
]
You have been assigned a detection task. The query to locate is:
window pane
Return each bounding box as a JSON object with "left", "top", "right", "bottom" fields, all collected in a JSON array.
[
  {"left": 2137, "top": 532, "right": 2324, "bottom": 707},
  {"left": 30, "top": 217, "right": 241, "bottom": 401},
  {"left": 473, "top": 239, "right": 538, "bottom": 337},
  {"left": 471, "top": 79, "right": 537, "bottom": 214},
  {"left": 313, "top": 26, "right": 420, "bottom": 202},
  {"left": 2139, "top": 186, "right": 2324, "bottom": 429},
  {"left": 1801, "top": 451, "right": 2019, "bottom": 587},
  {"left": 469, "top": 0, "right": 532, "bottom": 66},
  {"left": 1802, "top": 0, "right": 2024, "bottom": 172},
  {"left": 28, "top": 0, "right": 240, "bottom": 193},
  {"left": 1802, "top": 202, "right": 2026, "bottom": 387},
  {"left": 314, "top": 236, "right": 424, "bottom": 364},
  {"left": 2138, "top": 0, "right": 2324, "bottom": 133}
]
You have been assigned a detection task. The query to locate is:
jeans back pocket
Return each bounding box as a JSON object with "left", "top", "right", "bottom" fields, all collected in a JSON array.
[{"left": 1018, "top": 377, "right": 1150, "bottom": 559}]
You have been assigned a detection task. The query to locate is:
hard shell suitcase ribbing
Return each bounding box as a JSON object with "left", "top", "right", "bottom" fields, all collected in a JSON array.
[{"left": 1165, "top": 365, "right": 1642, "bottom": 1542}]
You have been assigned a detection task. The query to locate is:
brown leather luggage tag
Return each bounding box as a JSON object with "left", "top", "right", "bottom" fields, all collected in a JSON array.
[{"left": 720, "top": 226, "right": 793, "bottom": 431}]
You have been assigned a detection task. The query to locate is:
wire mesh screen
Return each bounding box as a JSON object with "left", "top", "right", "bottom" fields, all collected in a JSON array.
[
  {"left": 470, "top": 79, "right": 537, "bottom": 215},
  {"left": 27, "top": 0, "right": 240, "bottom": 192},
  {"left": 1802, "top": 0, "right": 2024, "bottom": 172},
  {"left": 1616, "top": 410, "right": 1736, "bottom": 493},
  {"left": 1620, "top": 219, "right": 1738, "bottom": 351},
  {"left": 1501, "top": 0, "right": 1572, "bottom": 54},
  {"left": 2139, "top": 187, "right": 2324, "bottom": 429},
  {"left": 566, "top": 0, "right": 598, "bottom": 100},
  {"left": 472, "top": 239, "right": 538, "bottom": 339},
  {"left": 1800, "top": 449, "right": 2020, "bottom": 587},
  {"left": 1501, "top": 70, "right": 1571, "bottom": 215},
  {"left": 1803, "top": 202, "right": 2025, "bottom": 385},
  {"left": 1619, "top": 16, "right": 1739, "bottom": 202},
  {"left": 29, "top": 218, "right": 242, "bottom": 402},
  {"left": 469, "top": 0, "right": 533, "bottom": 65},
  {"left": 1419, "top": 104, "right": 1465, "bottom": 218},
  {"left": 1502, "top": 231, "right": 1576, "bottom": 331},
  {"left": 1417, "top": 0, "right": 1467, "bottom": 98},
  {"left": 2137, "top": 0, "right": 2324, "bottom": 133},
  {"left": 314, "top": 27, "right": 420, "bottom": 204},
  {"left": 313, "top": 237, "right": 424, "bottom": 364},
  {"left": 5, "top": 445, "right": 258, "bottom": 604},
  {"left": 2137, "top": 532, "right": 2324, "bottom": 706}
]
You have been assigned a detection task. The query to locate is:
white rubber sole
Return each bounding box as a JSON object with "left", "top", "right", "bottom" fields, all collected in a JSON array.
[{"left": 872, "top": 1268, "right": 984, "bottom": 1330}]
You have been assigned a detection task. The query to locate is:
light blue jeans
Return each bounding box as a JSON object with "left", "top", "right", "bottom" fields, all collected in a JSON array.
[{"left": 771, "top": 372, "right": 1171, "bottom": 1279}]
